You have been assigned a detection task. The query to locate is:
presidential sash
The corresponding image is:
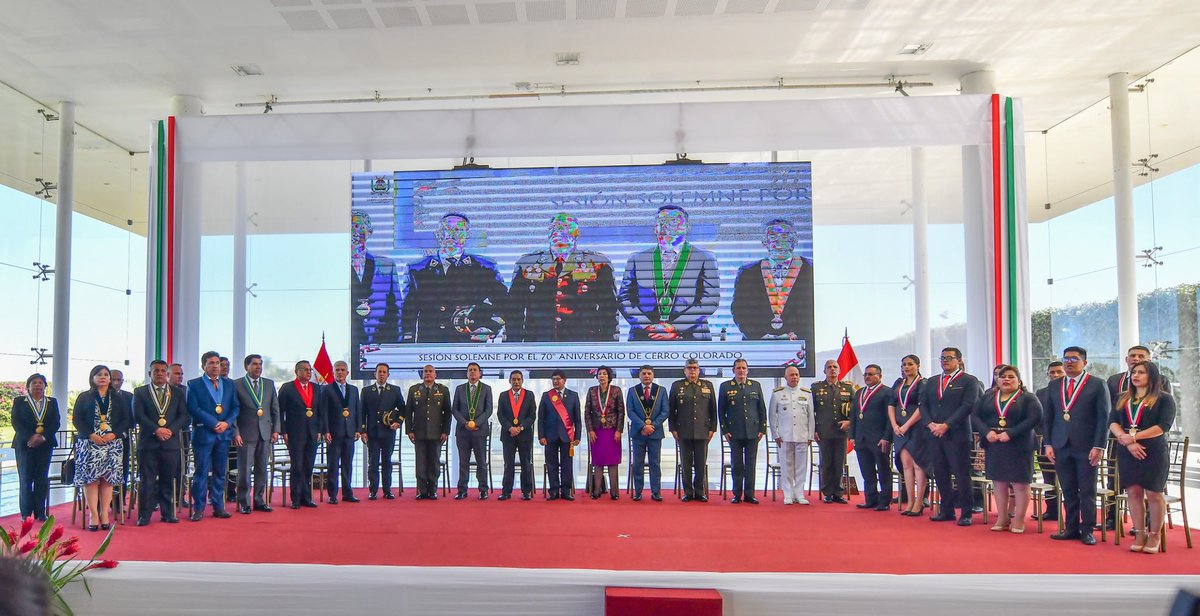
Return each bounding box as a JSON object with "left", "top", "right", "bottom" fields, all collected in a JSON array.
[{"left": 550, "top": 391, "right": 576, "bottom": 442}]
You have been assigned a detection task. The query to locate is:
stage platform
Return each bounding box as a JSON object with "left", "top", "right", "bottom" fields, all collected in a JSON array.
[{"left": 5, "top": 489, "right": 1197, "bottom": 615}]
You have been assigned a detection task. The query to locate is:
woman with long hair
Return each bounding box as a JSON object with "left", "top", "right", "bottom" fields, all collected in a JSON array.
[
  {"left": 971, "top": 364, "right": 1041, "bottom": 533},
  {"left": 585, "top": 365, "right": 625, "bottom": 500},
  {"left": 1110, "top": 361, "right": 1175, "bottom": 554},
  {"left": 889, "top": 354, "right": 928, "bottom": 516},
  {"left": 72, "top": 365, "right": 132, "bottom": 531}
]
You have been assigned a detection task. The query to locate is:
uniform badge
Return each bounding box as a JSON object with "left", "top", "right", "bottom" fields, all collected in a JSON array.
[
  {"left": 430, "top": 259, "right": 440, "bottom": 268},
  {"left": 355, "top": 299, "right": 371, "bottom": 318},
  {"left": 463, "top": 256, "right": 473, "bottom": 265}
]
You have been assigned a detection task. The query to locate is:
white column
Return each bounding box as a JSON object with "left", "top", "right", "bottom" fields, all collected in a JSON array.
[
  {"left": 51, "top": 101, "right": 75, "bottom": 397},
  {"left": 232, "top": 162, "right": 247, "bottom": 374},
  {"left": 1109, "top": 72, "right": 1139, "bottom": 354},
  {"left": 911, "top": 147, "right": 931, "bottom": 364},
  {"left": 960, "top": 70, "right": 996, "bottom": 376},
  {"left": 172, "top": 97, "right": 203, "bottom": 374}
]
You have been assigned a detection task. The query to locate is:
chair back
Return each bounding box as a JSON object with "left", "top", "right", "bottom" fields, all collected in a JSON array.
[{"left": 1166, "top": 436, "right": 1190, "bottom": 498}]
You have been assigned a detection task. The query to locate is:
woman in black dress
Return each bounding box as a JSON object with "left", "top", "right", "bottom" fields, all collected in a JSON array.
[
  {"left": 888, "top": 355, "right": 928, "bottom": 516},
  {"left": 1110, "top": 361, "right": 1175, "bottom": 554},
  {"left": 11, "top": 373, "right": 62, "bottom": 520},
  {"left": 72, "top": 365, "right": 132, "bottom": 531},
  {"left": 971, "top": 364, "right": 1041, "bottom": 534}
]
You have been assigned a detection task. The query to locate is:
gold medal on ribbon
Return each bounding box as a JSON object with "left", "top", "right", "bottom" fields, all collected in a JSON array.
[
  {"left": 467, "top": 420, "right": 476, "bottom": 430},
  {"left": 257, "top": 408, "right": 264, "bottom": 417},
  {"left": 35, "top": 426, "right": 45, "bottom": 434},
  {"left": 859, "top": 412, "right": 864, "bottom": 419},
  {"left": 342, "top": 408, "right": 350, "bottom": 418},
  {"left": 215, "top": 403, "right": 223, "bottom": 415},
  {"left": 998, "top": 418, "right": 1007, "bottom": 428},
  {"left": 513, "top": 417, "right": 520, "bottom": 426},
  {"left": 1129, "top": 426, "right": 1138, "bottom": 436},
  {"left": 1063, "top": 412, "right": 1071, "bottom": 422},
  {"left": 551, "top": 394, "right": 559, "bottom": 403},
  {"left": 158, "top": 418, "right": 167, "bottom": 427},
  {"left": 100, "top": 423, "right": 110, "bottom": 432},
  {"left": 305, "top": 408, "right": 314, "bottom": 418},
  {"left": 900, "top": 410, "right": 908, "bottom": 418}
]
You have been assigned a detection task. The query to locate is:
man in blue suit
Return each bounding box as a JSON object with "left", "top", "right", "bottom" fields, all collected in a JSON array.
[
  {"left": 538, "top": 369, "right": 581, "bottom": 501},
  {"left": 186, "top": 350, "right": 240, "bottom": 521},
  {"left": 320, "top": 360, "right": 362, "bottom": 504},
  {"left": 626, "top": 365, "right": 670, "bottom": 501}
]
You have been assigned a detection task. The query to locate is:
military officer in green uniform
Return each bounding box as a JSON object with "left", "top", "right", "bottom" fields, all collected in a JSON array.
[
  {"left": 812, "top": 359, "right": 854, "bottom": 503},
  {"left": 718, "top": 359, "right": 768, "bottom": 504},
  {"left": 405, "top": 365, "right": 452, "bottom": 500},
  {"left": 669, "top": 358, "right": 718, "bottom": 502}
]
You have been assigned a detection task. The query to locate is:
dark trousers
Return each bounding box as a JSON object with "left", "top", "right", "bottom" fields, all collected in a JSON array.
[
  {"left": 1056, "top": 447, "right": 1098, "bottom": 534},
  {"left": 729, "top": 438, "right": 759, "bottom": 499},
  {"left": 191, "top": 437, "right": 231, "bottom": 514},
  {"left": 327, "top": 437, "right": 356, "bottom": 498},
  {"left": 631, "top": 437, "right": 662, "bottom": 495},
  {"left": 501, "top": 434, "right": 533, "bottom": 496},
  {"left": 679, "top": 438, "right": 709, "bottom": 498},
  {"left": 856, "top": 442, "right": 893, "bottom": 506},
  {"left": 819, "top": 437, "right": 848, "bottom": 498},
  {"left": 545, "top": 440, "right": 574, "bottom": 496},
  {"left": 235, "top": 437, "right": 270, "bottom": 508},
  {"left": 414, "top": 439, "right": 442, "bottom": 497},
  {"left": 929, "top": 434, "right": 972, "bottom": 517},
  {"left": 287, "top": 436, "right": 318, "bottom": 505},
  {"left": 455, "top": 430, "right": 489, "bottom": 493},
  {"left": 366, "top": 431, "right": 397, "bottom": 493},
  {"left": 139, "top": 447, "right": 181, "bottom": 520},
  {"left": 15, "top": 446, "right": 52, "bottom": 519}
]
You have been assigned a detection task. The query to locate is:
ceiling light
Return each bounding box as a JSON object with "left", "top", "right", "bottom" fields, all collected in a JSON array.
[
  {"left": 898, "top": 43, "right": 931, "bottom": 56},
  {"left": 555, "top": 52, "right": 580, "bottom": 66},
  {"left": 231, "top": 64, "right": 264, "bottom": 77}
]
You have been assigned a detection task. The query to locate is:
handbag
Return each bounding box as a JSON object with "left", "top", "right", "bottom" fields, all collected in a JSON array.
[{"left": 61, "top": 457, "right": 76, "bottom": 485}]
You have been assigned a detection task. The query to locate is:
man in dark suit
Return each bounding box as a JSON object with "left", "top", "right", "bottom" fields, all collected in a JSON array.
[
  {"left": 1044, "top": 346, "right": 1112, "bottom": 546},
  {"left": 730, "top": 218, "right": 815, "bottom": 345},
  {"left": 185, "top": 351, "right": 241, "bottom": 521},
  {"left": 849, "top": 364, "right": 894, "bottom": 511},
  {"left": 361, "top": 362, "right": 404, "bottom": 500},
  {"left": 497, "top": 369, "right": 537, "bottom": 500},
  {"left": 1106, "top": 345, "right": 1172, "bottom": 404},
  {"left": 670, "top": 358, "right": 718, "bottom": 502},
  {"left": 718, "top": 359, "right": 767, "bottom": 504},
  {"left": 452, "top": 362, "right": 493, "bottom": 500},
  {"left": 538, "top": 369, "right": 581, "bottom": 500},
  {"left": 1034, "top": 360, "right": 1065, "bottom": 522},
  {"left": 320, "top": 361, "right": 362, "bottom": 504},
  {"left": 231, "top": 354, "right": 281, "bottom": 514},
  {"left": 133, "top": 360, "right": 188, "bottom": 526},
  {"left": 279, "top": 360, "right": 325, "bottom": 509},
  {"left": 168, "top": 362, "right": 188, "bottom": 508},
  {"left": 407, "top": 365, "right": 452, "bottom": 500},
  {"left": 351, "top": 210, "right": 401, "bottom": 348},
  {"left": 627, "top": 365, "right": 670, "bottom": 502},
  {"left": 110, "top": 369, "right": 136, "bottom": 505},
  {"left": 919, "top": 347, "right": 981, "bottom": 526}
]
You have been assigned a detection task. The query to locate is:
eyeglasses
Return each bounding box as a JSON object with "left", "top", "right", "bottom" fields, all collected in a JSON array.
[
  {"left": 1062, "top": 357, "right": 1083, "bottom": 363},
  {"left": 864, "top": 372, "right": 881, "bottom": 377},
  {"left": 939, "top": 356, "right": 957, "bottom": 361}
]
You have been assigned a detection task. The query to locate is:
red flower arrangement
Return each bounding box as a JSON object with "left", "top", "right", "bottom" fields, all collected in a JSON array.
[{"left": 0, "top": 515, "right": 118, "bottom": 616}]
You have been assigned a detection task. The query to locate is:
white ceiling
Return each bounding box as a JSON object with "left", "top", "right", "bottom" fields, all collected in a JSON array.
[{"left": 1, "top": 0, "right": 1198, "bottom": 230}]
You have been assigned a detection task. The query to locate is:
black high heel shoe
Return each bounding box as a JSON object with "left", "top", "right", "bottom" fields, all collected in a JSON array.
[
  {"left": 100, "top": 523, "right": 111, "bottom": 531},
  {"left": 87, "top": 525, "right": 100, "bottom": 532}
]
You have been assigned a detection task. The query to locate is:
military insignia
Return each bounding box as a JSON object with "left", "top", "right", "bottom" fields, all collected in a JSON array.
[
  {"left": 571, "top": 268, "right": 597, "bottom": 282},
  {"left": 355, "top": 299, "right": 371, "bottom": 318},
  {"left": 701, "top": 387, "right": 711, "bottom": 395},
  {"left": 773, "top": 386, "right": 785, "bottom": 392},
  {"left": 415, "top": 389, "right": 423, "bottom": 398},
  {"left": 523, "top": 266, "right": 545, "bottom": 281},
  {"left": 430, "top": 259, "right": 440, "bottom": 268},
  {"left": 463, "top": 256, "right": 473, "bottom": 265},
  {"left": 370, "top": 176, "right": 391, "bottom": 195}
]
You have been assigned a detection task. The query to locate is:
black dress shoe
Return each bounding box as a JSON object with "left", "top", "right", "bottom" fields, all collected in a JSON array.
[
  {"left": 856, "top": 502, "right": 877, "bottom": 509},
  {"left": 611, "top": 494, "right": 619, "bottom": 501},
  {"left": 137, "top": 517, "right": 151, "bottom": 527},
  {"left": 239, "top": 506, "right": 252, "bottom": 515},
  {"left": 590, "top": 493, "right": 600, "bottom": 500},
  {"left": 479, "top": 492, "right": 488, "bottom": 500},
  {"left": 189, "top": 512, "right": 203, "bottom": 522},
  {"left": 745, "top": 497, "right": 759, "bottom": 505},
  {"left": 730, "top": 496, "right": 742, "bottom": 504},
  {"left": 681, "top": 495, "right": 693, "bottom": 502},
  {"left": 957, "top": 516, "right": 972, "bottom": 527},
  {"left": 831, "top": 496, "right": 848, "bottom": 504},
  {"left": 290, "top": 503, "right": 301, "bottom": 510},
  {"left": 930, "top": 513, "right": 956, "bottom": 522},
  {"left": 427, "top": 493, "right": 438, "bottom": 501},
  {"left": 546, "top": 494, "right": 559, "bottom": 501},
  {"left": 563, "top": 494, "right": 575, "bottom": 501},
  {"left": 1050, "top": 530, "right": 1081, "bottom": 540},
  {"left": 343, "top": 495, "right": 360, "bottom": 503},
  {"left": 498, "top": 494, "right": 511, "bottom": 501},
  {"left": 522, "top": 493, "right": 532, "bottom": 501},
  {"left": 454, "top": 492, "right": 468, "bottom": 500},
  {"left": 632, "top": 494, "right": 642, "bottom": 501},
  {"left": 415, "top": 494, "right": 427, "bottom": 500},
  {"left": 1080, "top": 533, "right": 1097, "bottom": 546},
  {"left": 328, "top": 497, "right": 339, "bottom": 505},
  {"left": 697, "top": 495, "right": 708, "bottom": 503},
  {"left": 972, "top": 506, "right": 984, "bottom": 514},
  {"left": 384, "top": 492, "right": 396, "bottom": 500},
  {"left": 369, "top": 493, "right": 378, "bottom": 501},
  {"left": 651, "top": 494, "right": 663, "bottom": 502},
  {"left": 874, "top": 504, "right": 891, "bottom": 511},
  {"left": 302, "top": 501, "right": 318, "bottom": 508},
  {"left": 163, "top": 516, "right": 180, "bottom": 523},
  {"left": 214, "top": 510, "right": 232, "bottom": 519},
  {"left": 254, "top": 504, "right": 273, "bottom": 513}
]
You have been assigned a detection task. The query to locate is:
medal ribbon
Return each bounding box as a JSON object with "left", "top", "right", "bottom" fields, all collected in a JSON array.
[
  {"left": 509, "top": 389, "right": 525, "bottom": 424},
  {"left": 244, "top": 376, "right": 264, "bottom": 410},
  {"left": 652, "top": 243, "right": 693, "bottom": 318},
  {"left": 1059, "top": 373, "right": 1090, "bottom": 412},
  {"left": 295, "top": 381, "right": 314, "bottom": 409},
  {"left": 858, "top": 384, "right": 880, "bottom": 412},
  {"left": 597, "top": 385, "right": 611, "bottom": 422},
  {"left": 897, "top": 377, "right": 921, "bottom": 411},
  {"left": 1125, "top": 397, "right": 1148, "bottom": 429},
  {"left": 29, "top": 395, "right": 48, "bottom": 428},
  {"left": 937, "top": 370, "right": 961, "bottom": 400},
  {"left": 639, "top": 384, "right": 658, "bottom": 421},
  {"left": 995, "top": 390, "right": 1019, "bottom": 420},
  {"left": 468, "top": 382, "right": 480, "bottom": 421},
  {"left": 96, "top": 392, "right": 111, "bottom": 432},
  {"left": 550, "top": 391, "right": 575, "bottom": 442},
  {"left": 152, "top": 386, "right": 171, "bottom": 420},
  {"left": 760, "top": 259, "right": 801, "bottom": 320}
]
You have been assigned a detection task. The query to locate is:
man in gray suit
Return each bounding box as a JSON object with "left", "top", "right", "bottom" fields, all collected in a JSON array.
[
  {"left": 452, "top": 362, "right": 493, "bottom": 499},
  {"left": 232, "top": 354, "right": 281, "bottom": 514},
  {"left": 618, "top": 205, "right": 721, "bottom": 341}
]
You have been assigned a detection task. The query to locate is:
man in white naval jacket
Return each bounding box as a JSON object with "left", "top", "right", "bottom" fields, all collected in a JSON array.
[{"left": 769, "top": 365, "right": 814, "bottom": 505}]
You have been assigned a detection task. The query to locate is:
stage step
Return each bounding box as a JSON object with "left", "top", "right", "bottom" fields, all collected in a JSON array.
[{"left": 605, "top": 587, "right": 722, "bottom": 616}]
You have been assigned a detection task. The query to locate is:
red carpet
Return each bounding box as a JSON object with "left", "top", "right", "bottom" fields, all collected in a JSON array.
[{"left": 10, "top": 491, "right": 1197, "bottom": 575}]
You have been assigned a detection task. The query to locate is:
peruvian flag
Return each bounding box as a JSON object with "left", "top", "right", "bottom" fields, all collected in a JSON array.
[
  {"left": 313, "top": 334, "right": 334, "bottom": 385},
  {"left": 836, "top": 329, "right": 861, "bottom": 383}
]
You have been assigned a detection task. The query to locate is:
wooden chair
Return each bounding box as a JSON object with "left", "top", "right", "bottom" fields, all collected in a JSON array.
[
  {"left": 1164, "top": 436, "right": 1191, "bottom": 548},
  {"left": 438, "top": 439, "right": 450, "bottom": 496},
  {"left": 44, "top": 430, "right": 76, "bottom": 513},
  {"left": 718, "top": 438, "right": 733, "bottom": 499},
  {"left": 969, "top": 447, "right": 992, "bottom": 524},
  {"left": 267, "top": 440, "right": 292, "bottom": 506},
  {"left": 807, "top": 440, "right": 820, "bottom": 496},
  {"left": 1030, "top": 450, "right": 1061, "bottom": 535},
  {"left": 1095, "top": 443, "right": 1120, "bottom": 544},
  {"left": 764, "top": 439, "right": 781, "bottom": 501}
]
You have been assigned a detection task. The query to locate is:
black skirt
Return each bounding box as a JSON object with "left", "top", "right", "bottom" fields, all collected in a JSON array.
[
  {"left": 1117, "top": 435, "right": 1169, "bottom": 492},
  {"left": 894, "top": 425, "right": 933, "bottom": 474},
  {"left": 983, "top": 440, "right": 1033, "bottom": 483}
]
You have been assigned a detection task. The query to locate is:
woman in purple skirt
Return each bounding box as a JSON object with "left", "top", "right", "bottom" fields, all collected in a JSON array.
[{"left": 586, "top": 366, "right": 625, "bottom": 500}]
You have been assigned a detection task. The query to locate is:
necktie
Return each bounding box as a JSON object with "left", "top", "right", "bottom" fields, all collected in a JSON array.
[
  {"left": 644, "top": 386, "right": 650, "bottom": 402},
  {"left": 1067, "top": 378, "right": 1076, "bottom": 399},
  {"left": 156, "top": 387, "right": 165, "bottom": 406}
]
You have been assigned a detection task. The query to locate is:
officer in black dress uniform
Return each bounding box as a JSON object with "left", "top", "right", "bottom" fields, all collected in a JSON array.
[
  {"left": 361, "top": 363, "right": 404, "bottom": 500},
  {"left": 718, "top": 359, "right": 767, "bottom": 504},
  {"left": 399, "top": 213, "right": 506, "bottom": 343},
  {"left": 406, "top": 365, "right": 452, "bottom": 500},
  {"left": 811, "top": 359, "right": 854, "bottom": 503}
]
